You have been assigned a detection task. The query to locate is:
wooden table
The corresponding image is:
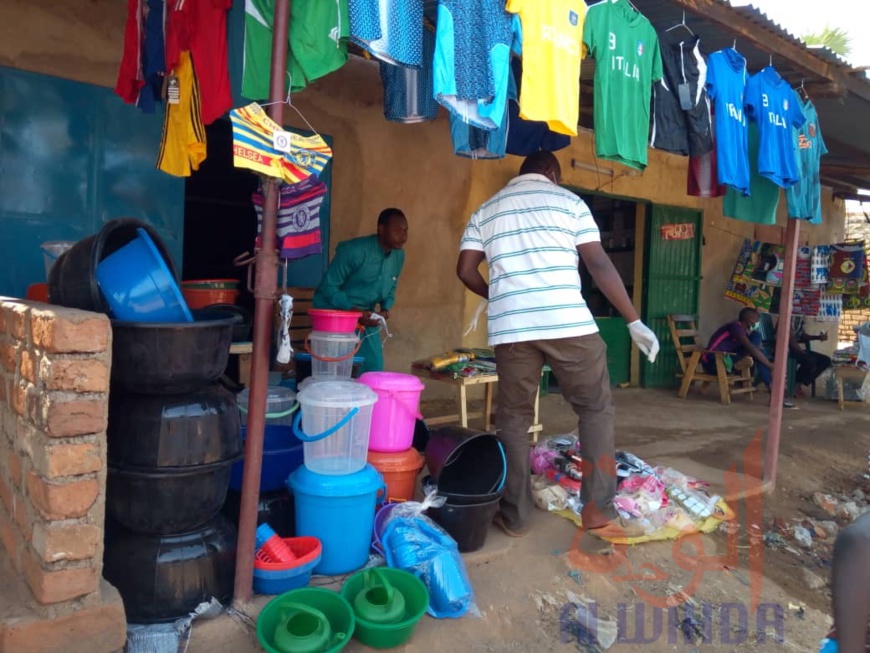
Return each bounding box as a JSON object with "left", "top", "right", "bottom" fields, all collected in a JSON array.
[
  {"left": 230, "top": 342, "right": 253, "bottom": 386},
  {"left": 834, "top": 365, "right": 869, "bottom": 410},
  {"left": 412, "top": 368, "right": 544, "bottom": 442}
]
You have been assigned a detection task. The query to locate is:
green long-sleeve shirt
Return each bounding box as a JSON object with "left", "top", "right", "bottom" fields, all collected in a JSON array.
[{"left": 313, "top": 235, "right": 405, "bottom": 312}]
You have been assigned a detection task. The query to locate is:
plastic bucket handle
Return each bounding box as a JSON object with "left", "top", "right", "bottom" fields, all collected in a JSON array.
[
  {"left": 292, "top": 408, "right": 359, "bottom": 443},
  {"left": 387, "top": 389, "right": 424, "bottom": 421},
  {"left": 304, "top": 331, "right": 363, "bottom": 363},
  {"left": 239, "top": 401, "right": 299, "bottom": 419}
]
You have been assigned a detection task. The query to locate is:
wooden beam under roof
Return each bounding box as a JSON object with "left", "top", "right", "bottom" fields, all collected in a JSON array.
[{"left": 669, "top": 0, "right": 870, "bottom": 104}]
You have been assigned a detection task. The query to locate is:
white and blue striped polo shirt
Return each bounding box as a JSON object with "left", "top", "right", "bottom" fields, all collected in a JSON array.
[{"left": 460, "top": 173, "right": 600, "bottom": 346}]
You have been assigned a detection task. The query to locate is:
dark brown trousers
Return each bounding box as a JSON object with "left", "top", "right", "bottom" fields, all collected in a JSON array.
[{"left": 494, "top": 334, "right": 618, "bottom": 531}]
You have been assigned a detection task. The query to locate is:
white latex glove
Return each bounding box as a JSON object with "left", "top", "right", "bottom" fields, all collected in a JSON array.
[{"left": 627, "top": 320, "right": 659, "bottom": 363}]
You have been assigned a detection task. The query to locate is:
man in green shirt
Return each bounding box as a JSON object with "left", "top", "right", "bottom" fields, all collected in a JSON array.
[{"left": 313, "top": 209, "right": 408, "bottom": 373}]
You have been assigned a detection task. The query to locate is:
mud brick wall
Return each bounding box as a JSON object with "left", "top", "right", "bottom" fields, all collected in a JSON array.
[
  {"left": 0, "top": 298, "right": 110, "bottom": 610},
  {"left": 840, "top": 309, "right": 870, "bottom": 343}
]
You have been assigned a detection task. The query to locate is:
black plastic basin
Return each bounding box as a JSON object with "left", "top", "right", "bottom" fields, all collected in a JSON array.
[
  {"left": 110, "top": 311, "right": 240, "bottom": 394},
  {"left": 106, "top": 460, "right": 236, "bottom": 535},
  {"left": 427, "top": 495, "right": 501, "bottom": 553},
  {"left": 48, "top": 218, "right": 179, "bottom": 313},
  {"left": 200, "top": 304, "right": 252, "bottom": 342},
  {"left": 103, "top": 514, "right": 236, "bottom": 624},
  {"left": 107, "top": 384, "right": 242, "bottom": 468},
  {"left": 221, "top": 487, "right": 296, "bottom": 538},
  {"left": 425, "top": 427, "right": 506, "bottom": 496}
]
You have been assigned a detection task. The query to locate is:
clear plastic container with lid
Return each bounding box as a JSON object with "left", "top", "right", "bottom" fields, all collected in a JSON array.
[
  {"left": 238, "top": 386, "right": 298, "bottom": 428},
  {"left": 307, "top": 331, "right": 361, "bottom": 379},
  {"left": 294, "top": 380, "right": 378, "bottom": 475}
]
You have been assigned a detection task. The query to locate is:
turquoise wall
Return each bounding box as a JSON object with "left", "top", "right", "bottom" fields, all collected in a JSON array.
[{"left": 0, "top": 67, "right": 184, "bottom": 298}]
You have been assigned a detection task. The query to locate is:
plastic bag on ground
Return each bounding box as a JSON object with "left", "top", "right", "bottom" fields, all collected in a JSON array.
[{"left": 380, "top": 488, "right": 478, "bottom": 619}]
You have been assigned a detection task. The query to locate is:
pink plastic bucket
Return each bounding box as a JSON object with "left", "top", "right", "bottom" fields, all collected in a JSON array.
[
  {"left": 358, "top": 372, "right": 425, "bottom": 453},
  {"left": 308, "top": 309, "right": 361, "bottom": 333}
]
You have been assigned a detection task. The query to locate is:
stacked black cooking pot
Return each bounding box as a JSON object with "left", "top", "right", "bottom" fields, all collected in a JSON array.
[{"left": 101, "top": 303, "right": 243, "bottom": 623}]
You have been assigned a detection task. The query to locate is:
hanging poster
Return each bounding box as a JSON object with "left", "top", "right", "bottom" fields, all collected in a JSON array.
[{"left": 724, "top": 239, "right": 782, "bottom": 312}]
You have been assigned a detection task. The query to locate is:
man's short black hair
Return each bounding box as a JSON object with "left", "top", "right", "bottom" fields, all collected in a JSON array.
[
  {"left": 739, "top": 307, "right": 759, "bottom": 321},
  {"left": 519, "top": 151, "right": 560, "bottom": 177},
  {"left": 377, "top": 208, "right": 405, "bottom": 227}
]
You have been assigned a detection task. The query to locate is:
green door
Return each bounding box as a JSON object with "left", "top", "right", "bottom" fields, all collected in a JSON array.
[{"left": 642, "top": 206, "right": 704, "bottom": 388}]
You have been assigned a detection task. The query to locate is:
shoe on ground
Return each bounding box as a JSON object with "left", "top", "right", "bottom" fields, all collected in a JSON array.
[
  {"left": 492, "top": 512, "right": 528, "bottom": 538},
  {"left": 586, "top": 516, "right": 647, "bottom": 540}
]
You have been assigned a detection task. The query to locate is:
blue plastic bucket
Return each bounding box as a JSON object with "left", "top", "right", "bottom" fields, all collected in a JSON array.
[
  {"left": 96, "top": 228, "right": 193, "bottom": 323},
  {"left": 229, "top": 425, "right": 304, "bottom": 492},
  {"left": 288, "top": 464, "right": 385, "bottom": 575}
]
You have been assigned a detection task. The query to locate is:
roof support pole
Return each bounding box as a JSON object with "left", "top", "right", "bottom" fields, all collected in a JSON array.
[
  {"left": 764, "top": 217, "right": 800, "bottom": 487},
  {"left": 233, "top": 0, "right": 291, "bottom": 604}
]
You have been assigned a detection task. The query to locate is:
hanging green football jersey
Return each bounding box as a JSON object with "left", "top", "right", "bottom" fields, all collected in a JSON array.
[
  {"left": 724, "top": 122, "right": 782, "bottom": 225},
  {"left": 243, "top": 0, "right": 349, "bottom": 100},
  {"left": 582, "top": 0, "right": 662, "bottom": 170}
]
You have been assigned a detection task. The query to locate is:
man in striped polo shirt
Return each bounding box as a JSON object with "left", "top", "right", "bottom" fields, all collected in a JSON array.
[{"left": 457, "top": 151, "right": 659, "bottom": 547}]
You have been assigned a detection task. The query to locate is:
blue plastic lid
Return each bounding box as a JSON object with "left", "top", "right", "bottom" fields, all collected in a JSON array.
[{"left": 288, "top": 463, "right": 383, "bottom": 497}]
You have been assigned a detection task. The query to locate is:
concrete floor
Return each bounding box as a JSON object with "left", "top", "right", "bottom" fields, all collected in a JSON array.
[{"left": 186, "top": 387, "right": 870, "bottom": 653}]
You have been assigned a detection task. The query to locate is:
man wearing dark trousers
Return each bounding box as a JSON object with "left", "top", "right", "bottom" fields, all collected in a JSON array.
[{"left": 456, "top": 152, "right": 659, "bottom": 548}]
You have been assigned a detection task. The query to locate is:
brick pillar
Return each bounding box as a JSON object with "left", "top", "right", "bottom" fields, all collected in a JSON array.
[{"left": 0, "top": 298, "right": 125, "bottom": 653}]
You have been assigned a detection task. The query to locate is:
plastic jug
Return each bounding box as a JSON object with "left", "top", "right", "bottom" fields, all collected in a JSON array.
[
  {"left": 294, "top": 381, "right": 377, "bottom": 475},
  {"left": 353, "top": 569, "right": 406, "bottom": 625},
  {"left": 358, "top": 372, "right": 424, "bottom": 453},
  {"left": 272, "top": 602, "right": 345, "bottom": 653},
  {"left": 288, "top": 464, "right": 385, "bottom": 575}
]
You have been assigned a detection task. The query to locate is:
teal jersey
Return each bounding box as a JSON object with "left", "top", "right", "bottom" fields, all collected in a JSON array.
[
  {"left": 786, "top": 99, "right": 828, "bottom": 223},
  {"left": 582, "top": 0, "right": 662, "bottom": 170}
]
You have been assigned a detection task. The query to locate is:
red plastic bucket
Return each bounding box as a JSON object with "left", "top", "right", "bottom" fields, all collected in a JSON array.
[{"left": 309, "top": 309, "right": 362, "bottom": 333}]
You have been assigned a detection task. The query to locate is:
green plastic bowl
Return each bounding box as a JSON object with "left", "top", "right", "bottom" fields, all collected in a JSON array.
[
  {"left": 340, "top": 568, "right": 429, "bottom": 649},
  {"left": 257, "top": 588, "right": 355, "bottom": 653}
]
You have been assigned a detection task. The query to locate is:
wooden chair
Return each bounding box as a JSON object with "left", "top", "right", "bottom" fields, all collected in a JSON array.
[{"left": 667, "top": 315, "right": 756, "bottom": 405}]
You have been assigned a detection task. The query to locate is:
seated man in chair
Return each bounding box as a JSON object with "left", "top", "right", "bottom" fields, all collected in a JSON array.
[{"left": 703, "top": 307, "right": 774, "bottom": 383}]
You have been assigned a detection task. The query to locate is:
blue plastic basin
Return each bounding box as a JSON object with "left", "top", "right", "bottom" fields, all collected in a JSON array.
[
  {"left": 253, "top": 555, "right": 320, "bottom": 595},
  {"left": 229, "top": 425, "right": 304, "bottom": 492},
  {"left": 96, "top": 228, "right": 193, "bottom": 323}
]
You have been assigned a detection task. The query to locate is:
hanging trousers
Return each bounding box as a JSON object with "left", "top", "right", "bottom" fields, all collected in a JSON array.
[{"left": 494, "top": 334, "right": 619, "bottom": 531}]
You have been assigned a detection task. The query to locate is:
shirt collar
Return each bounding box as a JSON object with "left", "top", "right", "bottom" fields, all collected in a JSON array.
[{"left": 507, "top": 173, "right": 555, "bottom": 186}]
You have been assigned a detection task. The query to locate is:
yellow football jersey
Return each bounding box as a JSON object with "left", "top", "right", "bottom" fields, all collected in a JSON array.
[
  {"left": 157, "top": 51, "right": 207, "bottom": 177},
  {"left": 506, "top": 0, "right": 586, "bottom": 136}
]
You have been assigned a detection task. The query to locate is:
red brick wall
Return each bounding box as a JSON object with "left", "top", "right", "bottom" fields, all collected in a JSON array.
[{"left": 0, "top": 299, "right": 110, "bottom": 608}]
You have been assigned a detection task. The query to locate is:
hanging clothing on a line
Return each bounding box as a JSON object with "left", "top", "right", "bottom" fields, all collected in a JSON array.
[
  {"left": 229, "top": 103, "right": 333, "bottom": 184},
  {"left": 350, "top": 0, "right": 424, "bottom": 67},
  {"left": 253, "top": 178, "right": 328, "bottom": 260}
]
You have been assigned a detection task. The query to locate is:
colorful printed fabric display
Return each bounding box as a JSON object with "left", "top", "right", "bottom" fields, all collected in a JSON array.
[
  {"left": 725, "top": 239, "right": 778, "bottom": 311},
  {"left": 792, "top": 289, "right": 822, "bottom": 317},
  {"left": 811, "top": 245, "right": 831, "bottom": 286},
  {"left": 827, "top": 242, "right": 866, "bottom": 294},
  {"left": 253, "top": 178, "right": 327, "bottom": 260},
  {"left": 795, "top": 246, "right": 812, "bottom": 288},
  {"left": 818, "top": 292, "right": 843, "bottom": 322},
  {"left": 230, "top": 103, "right": 333, "bottom": 184}
]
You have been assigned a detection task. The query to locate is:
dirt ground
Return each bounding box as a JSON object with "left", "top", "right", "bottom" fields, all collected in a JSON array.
[{"left": 186, "top": 388, "right": 870, "bottom": 653}]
